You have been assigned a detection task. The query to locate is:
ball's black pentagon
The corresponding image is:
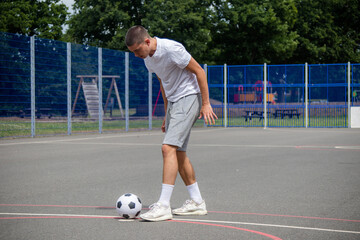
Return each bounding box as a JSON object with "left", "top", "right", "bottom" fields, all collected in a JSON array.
[
  {"left": 128, "top": 202, "right": 136, "bottom": 209},
  {"left": 124, "top": 193, "right": 131, "bottom": 197},
  {"left": 137, "top": 197, "right": 141, "bottom": 204},
  {"left": 117, "top": 201, "right": 122, "bottom": 209},
  {"left": 135, "top": 211, "right": 140, "bottom": 217},
  {"left": 122, "top": 214, "right": 130, "bottom": 219}
]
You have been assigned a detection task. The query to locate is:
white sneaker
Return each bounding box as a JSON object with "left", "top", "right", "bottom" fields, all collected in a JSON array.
[
  {"left": 172, "top": 200, "right": 208, "bottom": 216},
  {"left": 140, "top": 202, "right": 173, "bottom": 222}
]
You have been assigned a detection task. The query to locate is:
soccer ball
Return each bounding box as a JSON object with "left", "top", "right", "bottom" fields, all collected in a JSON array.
[{"left": 116, "top": 193, "right": 142, "bottom": 219}]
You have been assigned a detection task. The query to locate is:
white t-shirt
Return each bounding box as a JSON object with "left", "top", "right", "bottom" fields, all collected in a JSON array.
[{"left": 144, "top": 37, "right": 200, "bottom": 102}]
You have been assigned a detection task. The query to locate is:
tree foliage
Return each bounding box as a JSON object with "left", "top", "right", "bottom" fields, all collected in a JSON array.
[
  {"left": 290, "top": 0, "right": 360, "bottom": 63},
  {"left": 66, "top": 0, "right": 143, "bottom": 49},
  {"left": 142, "top": 0, "right": 212, "bottom": 63},
  {"left": 1, "top": 0, "right": 359, "bottom": 64},
  {"left": 0, "top": 0, "right": 68, "bottom": 40},
  {"left": 208, "top": 0, "right": 299, "bottom": 64}
]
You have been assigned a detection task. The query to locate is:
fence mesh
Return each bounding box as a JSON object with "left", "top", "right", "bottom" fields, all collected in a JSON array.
[
  {"left": 0, "top": 33, "right": 31, "bottom": 137},
  {"left": 0, "top": 32, "right": 359, "bottom": 138}
]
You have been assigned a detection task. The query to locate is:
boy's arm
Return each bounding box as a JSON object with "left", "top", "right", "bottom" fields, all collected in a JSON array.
[
  {"left": 157, "top": 75, "right": 168, "bottom": 132},
  {"left": 185, "top": 57, "right": 217, "bottom": 125}
]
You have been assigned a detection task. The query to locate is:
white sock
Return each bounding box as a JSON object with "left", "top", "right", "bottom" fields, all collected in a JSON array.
[
  {"left": 158, "top": 184, "right": 174, "bottom": 207},
  {"left": 187, "top": 182, "right": 203, "bottom": 204}
]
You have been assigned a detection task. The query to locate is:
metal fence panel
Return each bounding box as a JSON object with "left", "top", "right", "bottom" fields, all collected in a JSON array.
[
  {"left": 207, "top": 65, "right": 224, "bottom": 126},
  {"left": 267, "top": 64, "right": 305, "bottom": 127},
  {"left": 309, "top": 64, "right": 348, "bottom": 127},
  {"left": 129, "top": 53, "right": 149, "bottom": 129},
  {"left": 1, "top": 31, "right": 360, "bottom": 138},
  {"left": 34, "top": 37, "right": 67, "bottom": 136},
  {"left": 352, "top": 64, "right": 360, "bottom": 106},
  {"left": 71, "top": 43, "right": 99, "bottom": 133},
  {"left": 151, "top": 73, "right": 165, "bottom": 129},
  {"left": 0, "top": 32, "right": 31, "bottom": 137},
  {"left": 101, "top": 48, "right": 126, "bottom": 132},
  {"left": 227, "top": 65, "right": 264, "bottom": 127}
]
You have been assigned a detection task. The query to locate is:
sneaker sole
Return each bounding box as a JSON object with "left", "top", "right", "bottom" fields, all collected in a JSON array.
[
  {"left": 140, "top": 213, "right": 173, "bottom": 222},
  {"left": 172, "top": 210, "right": 207, "bottom": 216}
]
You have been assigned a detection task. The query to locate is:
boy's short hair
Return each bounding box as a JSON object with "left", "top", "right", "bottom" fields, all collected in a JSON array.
[{"left": 125, "top": 26, "right": 151, "bottom": 47}]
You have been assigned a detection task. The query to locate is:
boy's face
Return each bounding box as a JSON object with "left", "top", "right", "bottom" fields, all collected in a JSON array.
[{"left": 127, "top": 38, "right": 150, "bottom": 59}]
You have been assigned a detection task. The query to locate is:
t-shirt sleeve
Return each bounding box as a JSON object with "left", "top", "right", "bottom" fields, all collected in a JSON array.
[{"left": 169, "top": 43, "right": 191, "bottom": 69}]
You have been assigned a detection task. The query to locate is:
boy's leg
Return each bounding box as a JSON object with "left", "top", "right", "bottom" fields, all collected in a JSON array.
[
  {"left": 177, "top": 151, "right": 196, "bottom": 186},
  {"left": 173, "top": 151, "right": 207, "bottom": 215},
  {"left": 177, "top": 151, "right": 203, "bottom": 203},
  {"left": 141, "top": 95, "right": 201, "bottom": 221},
  {"left": 140, "top": 144, "right": 177, "bottom": 222},
  {"left": 162, "top": 144, "right": 179, "bottom": 185}
]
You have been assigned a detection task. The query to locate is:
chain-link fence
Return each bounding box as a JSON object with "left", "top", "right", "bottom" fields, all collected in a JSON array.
[{"left": 1, "top": 32, "right": 360, "bottom": 138}]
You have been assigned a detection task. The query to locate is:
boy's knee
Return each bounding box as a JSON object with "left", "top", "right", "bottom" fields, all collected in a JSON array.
[{"left": 162, "top": 144, "right": 177, "bottom": 156}]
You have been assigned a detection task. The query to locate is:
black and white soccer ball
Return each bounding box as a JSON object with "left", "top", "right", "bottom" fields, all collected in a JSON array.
[{"left": 116, "top": 193, "right": 142, "bottom": 219}]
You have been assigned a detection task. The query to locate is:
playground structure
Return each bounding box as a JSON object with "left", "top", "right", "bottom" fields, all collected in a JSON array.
[
  {"left": 72, "top": 75, "right": 124, "bottom": 118},
  {"left": 233, "top": 80, "right": 276, "bottom": 104}
]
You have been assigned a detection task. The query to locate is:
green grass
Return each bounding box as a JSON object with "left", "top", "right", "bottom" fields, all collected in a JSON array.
[{"left": 0, "top": 115, "right": 347, "bottom": 138}]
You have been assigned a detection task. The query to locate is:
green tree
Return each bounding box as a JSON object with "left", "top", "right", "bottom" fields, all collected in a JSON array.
[
  {"left": 65, "top": 0, "right": 359, "bottom": 64},
  {"left": 290, "top": 0, "right": 360, "bottom": 63},
  {"left": 142, "top": 0, "right": 212, "bottom": 63},
  {"left": 67, "top": 0, "right": 212, "bottom": 62},
  {"left": 66, "top": 0, "right": 143, "bottom": 50},
  {"left": 0, "top": 0, "right": 68, "bottom": 40},
  {"left": 208, "top": 0, "right": 299, "bottom": 64}
]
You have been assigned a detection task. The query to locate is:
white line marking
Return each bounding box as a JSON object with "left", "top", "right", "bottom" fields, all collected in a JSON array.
[
  {"left": 1, "top": 213, "right": 359, "bottom": 234},
  {"left": 174, "top": 218, "right": 360, "bottom": 235},
  {"left": 0, "top": 128, "right": 221, "bottom": 146},
  {"left": 0, "top": 134, "right": 161, "bottom": 146},
  {"left": 4, "top": 138, "right": 358, "bottom": 151},
  {"left": 335, "top": 146, "right": 360, "bottom": 150},
  {"left": 0, "top": 212, "right": 115, "bottom": 218}
]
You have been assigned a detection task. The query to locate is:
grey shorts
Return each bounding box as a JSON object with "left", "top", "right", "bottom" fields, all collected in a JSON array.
[{"left": 163, "top": 94, "right": 201, "bottom": 152}]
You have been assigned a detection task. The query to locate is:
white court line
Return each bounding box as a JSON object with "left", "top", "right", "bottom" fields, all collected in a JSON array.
[
  {"left": 266, "top": 128, "right": 360, "bottom": 134},
  {"left": 1, "top": 213, "right": 359, "bottom": 234},
  {"left": 173, "top": 218, "right": 360, "bottom": 234},
  {"left": 0, "top": 134, "right": 161, "bottom": 146},
  {"left": 5, "top": 138, "right": 357, "bottom": 151},
  {"left": 46, "top": 142, "right": 338, "bottom": 150},
  {"left": 335, "top": 146, "right": 360, "bottom": 150},
  {"left": 0, "top": 128, "right": 222, "bottom": 146},
  {"left": 0, "top": 212, "right": 114, "bottom": 218}
]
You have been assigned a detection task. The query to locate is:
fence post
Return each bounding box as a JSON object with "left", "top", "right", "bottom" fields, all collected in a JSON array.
[
  {"left": 148, "top": 71, "right": 152, "bottom": 130},
  {"left": 305, "top": 62, "right": 308, "bottom": 128},
  {"left": 98, "top": 48, "right": 103, "bottom": 133},
  {"left": 125, "top": 52, "right": 129, "bottom": 132},
  {"left": 67, "top": 42, "right": 72, "bottom": 135},
  {"left": 30, "top": 36, "right": 35, "bottom": 137},
  {"left": 263, "top": 63, "right": 267, "bottom": 129},
  {"left": 224, "top": 64, "right": 227, "bottom": 128},
  {"left": 204, "top": 64, "right": 208, "bottom": 127},
  {"left": 348, "top": 62, "right": 351, "bottom": 128}
]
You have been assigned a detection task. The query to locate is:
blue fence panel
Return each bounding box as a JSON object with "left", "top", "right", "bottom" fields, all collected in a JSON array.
[
  {"left": 34, "top": 37, "right": 67, "bottom": 135},
  {"left": 208, "top": 65, "right": 224, "bottom": 126},
  {"left": 227, "top": 65, "right": 264, "bottom": 127},
  {"left": 309, "top": 64, "right": 348, "bottom": 127},
  {"left": 352, "top": 64, "right": 360, "bottom": 106},
  {"left": 129, "top": 53, "right": 149, "bottom": 129},
  {"left": 151, "top": 73, "right": 165, "bottom": 129},
  {"left": 102, "top": 48, "right": 126, "bottom": 131},
  {"left": 0, "top": 32, "right": 31, "bottom": 137},
  {"left": 267, "top": 64, "right": 305, "bottom": 127},
  {"left": 2, "top": 32, "right": 360, "bottom": 138},
  {"left": 71, "top": 43, "right": 99, "bottom": 133}
]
